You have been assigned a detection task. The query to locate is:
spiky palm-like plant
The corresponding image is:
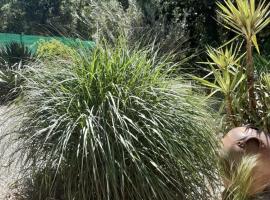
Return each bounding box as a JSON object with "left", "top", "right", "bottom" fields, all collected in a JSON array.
[
  {"left": 194, "top": 45, "right": 245, "bottom": 126},
  {"left": 217, "top": 0, "right": 270, "bottom": 114},
  {"left": 9, "top": 38, "right": 219, "bottom": 200}
]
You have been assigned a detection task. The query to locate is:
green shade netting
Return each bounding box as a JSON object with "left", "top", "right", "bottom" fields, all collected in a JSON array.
[{"left": 0, "top": 33, "right": 94, "bottom": 51}]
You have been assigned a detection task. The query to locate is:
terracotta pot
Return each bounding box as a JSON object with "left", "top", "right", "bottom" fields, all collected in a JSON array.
[{"left": 221, "top": 126, "right": 270, "bottom": 195}]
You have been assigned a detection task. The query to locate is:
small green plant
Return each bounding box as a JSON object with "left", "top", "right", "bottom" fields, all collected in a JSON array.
[{"left": 9, "top": 38, "right": 219, "bottom": 200}]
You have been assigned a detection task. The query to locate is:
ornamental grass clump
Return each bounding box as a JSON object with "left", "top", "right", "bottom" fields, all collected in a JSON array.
[
  {"left": 12, "top": 38, "right": 218, "bottom": 200},
  {"left": 221, "top": 155, "right": 257, "bottom": 200}
]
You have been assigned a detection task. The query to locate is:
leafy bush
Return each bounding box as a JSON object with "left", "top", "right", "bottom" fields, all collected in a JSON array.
[
  {"left": 122, "top": 0, "right": 220, "bottom": 48},
  {"left": 10, "top": 38, "right": 219, "bottom": 200},
  {"left": 36, "top": 39, "right": 77, "bottom": 60}
]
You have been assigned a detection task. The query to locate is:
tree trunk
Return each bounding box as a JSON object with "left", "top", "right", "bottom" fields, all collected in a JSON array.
[
  {"left": 246, "top": 39, "right": 256, "bottom": 114},
  {"left": 226, "top": 94, "right": 238, "bottom": 127}
]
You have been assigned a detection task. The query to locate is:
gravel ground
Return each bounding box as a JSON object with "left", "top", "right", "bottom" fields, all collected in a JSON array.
[{"left": 0, "top": 106, "right": 21, "bottom": 200}]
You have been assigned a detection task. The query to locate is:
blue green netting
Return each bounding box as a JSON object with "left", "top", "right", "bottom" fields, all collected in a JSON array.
[{"left": 0, "top": 33, "right": 94, "bottom": 51}]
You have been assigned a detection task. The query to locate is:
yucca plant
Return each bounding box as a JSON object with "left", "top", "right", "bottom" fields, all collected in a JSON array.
[
  {"left": 217, "top": 0, "right": 270, "bottom": 114},
  {"left": 220, "top": 155, "right": 257, "bottom": 200},
  {"left": 8, "top": 38, "right": 219, "bottom": 200},
  {"left": 194, "top": 45, "right": 245, "bottom": 126}
]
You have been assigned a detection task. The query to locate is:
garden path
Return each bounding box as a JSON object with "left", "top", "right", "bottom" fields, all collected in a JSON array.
[{"left": 0, "top": 106, "right": 21, "bottom": 200}]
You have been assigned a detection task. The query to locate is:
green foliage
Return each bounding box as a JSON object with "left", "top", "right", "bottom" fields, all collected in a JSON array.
[
  {"left": 0, "top": 0, "right": 91, "bottom": 37},
  {"left": 3, "top": 0, "right": 270, "bottom": 55},
  {"left": 84, "top": 0, "right": 190, "bottom": 68},
  {"left": 134, "top": 0, "right": 219, "bottom": 47},
  {"left": 0, "top": 42, "right": 33, "bottom": 103},
  {"left": 217, "top": 0, "right": 270, "bottom": 53},
  {"left": 10, "top": 38, "right": 219, "bottom": 200},
  {"left": 217, "top": 0, "right": 270, "bottom": 114},
  {"left": 0, "top": 41, "right": 33, "bottom": 66},
  {"left": 256, "top": 72, "right": 270, "bottom": 132},
  {"left": 0, "top": 0, "right": 221, "bottom": 49},
  {"left": 0, "top": 63, "right": 24, "bottom": 104},
  {"left": 220, "top": 155, "right": 257, "bottom": 200},
  {"left": 195, "top": 0, "right": 270, "bottom": 131},
  {"left": 36, "top": 39, "right": 76, "bottom": 60},
  {"left": 82, "top": 0, "right": 143, "bottom": 43},
  {"left": 194, "top": 45, "right": 245, "bottom": 127}
]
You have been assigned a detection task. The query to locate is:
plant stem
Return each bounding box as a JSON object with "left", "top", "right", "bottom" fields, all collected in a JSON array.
[
  {"left": 246, "top": 39, "right": 256, "bottom": 113},
  {"left": 226, "top": 94, "right": 238, "bottom": 127}
]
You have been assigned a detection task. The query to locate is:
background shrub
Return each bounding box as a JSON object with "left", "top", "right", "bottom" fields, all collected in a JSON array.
[
  {"left": 81, "top": 0, "right": 191, "bottom": 73},
  {"left": 36, "top": 39, "right": 77, "bottom": 60}
]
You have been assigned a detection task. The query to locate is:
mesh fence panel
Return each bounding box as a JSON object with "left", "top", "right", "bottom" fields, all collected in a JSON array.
[{"left": 0, "top": 33, "right": 94, "bottom": 50}]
